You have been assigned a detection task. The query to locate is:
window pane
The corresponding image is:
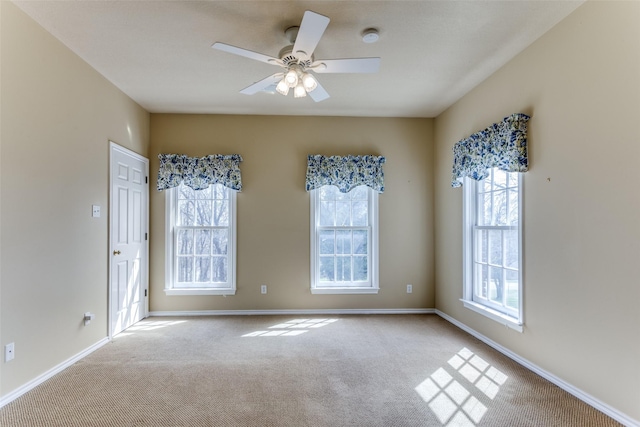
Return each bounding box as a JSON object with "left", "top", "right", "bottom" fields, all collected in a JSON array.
[
  {"left": 195, "top": 257, "right": 211, "bottom": 282},
  {"left": 320, "top": 185, "right": 337, "bottom": 201},
  {"left": 352, "top": 201, "right": 368, "bottom": 226},
  {"left": 211, "top": 256, "right": 227, "bottom": 282},
  {"left": 320, "top": 201, "right": 335, "bottom": 226},
  {"left": 195, "top": 200, "right": 212, "bottom": 226},
  {"left": 483, "top": 178, "right": 493, "bottom": 193},
  {"left": 488, "top": 266, "right": 504, "bottom": 304},
  {"left": 177, "top": 229, "right": 193, "bottom": 255},
  {"left": 477, "top": 192, "right": 490, "bottom": 226},
  {"left": 320, "top": 231, "right": 335, "bottom": 254},
  {"left": 474, "top": 229, "right": 488, "bottom": 263},
  {"left": 336, "top": 231, "right": 352, "bottom": 254},
  {"left": 336, "top": 256, "right": 351, "bottom": 281},
  {"left": 179, "top": 185, "right": 194, "bottom": 200},
  {"left": 350, "top": 186, "right": 368, "bottom": 200},
  {"left": 319, "top": 257, "right": 334, "bottom": 281},
  {"left": 195, "top": 230, "right": 211, "bottom": 255},
  {"left": 482, "top": 229, "right": 489, "bottom": 263},
  {"left": 353, "top": 230, "right": 368, "bottom": 255},
  {"left": 213, "top": 200, "right": 229, "bottom": 226},
  {"left": 475, "top": 263, "right": 488, "bottom": 299},
  {"left": 505, "top": 230, "right": 518, "bottom": 269},
  {"left": 336, "top": 202, "right": 351, "bottom": 226},
  {"left": 494, "top": 169, "right": 507, "bottom": 189},
  {"left": 177, "top": 257, "right": 193, "bottom": 282},
  {"left": 335, "top": 190, "right": 349, "bottom": 201},
  {"left": 353, "top": 256, "right": 368, "bottom": 281},
  {"left": 492, "top": 190, "right": 507, "bottom": 225},
  {"left": 506, "top": 270, "right": 519, "bottom": 309},
  {"left": 507, "top": 172, "right": 519, "bottom": 188},
  {"left": 178, "top": 200, "right": 195, "bottom": 226},
  {"left": 488, "top": 230, "right": 502, "bottom": 265},
  {"left": 196, "top": 186, "right": 211, "bottom": 199},
  {"left": 508, "top": 190, "right": 519, "bottom": 226},
  {"left": 212, "top": 229, "right": 228, "bottom": 255},
  {"left": 213, "top": 185, "right": 228, "bottom": 200}
]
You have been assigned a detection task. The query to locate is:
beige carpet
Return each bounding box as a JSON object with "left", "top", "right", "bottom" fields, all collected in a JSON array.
[{"left": 0, "top": 314, "right": 622, "bottom": 426}]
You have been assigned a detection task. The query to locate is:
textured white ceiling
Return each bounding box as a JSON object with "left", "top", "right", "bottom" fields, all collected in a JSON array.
[{"left": 14, "top": 1, "right": 584, "bottom": 117}]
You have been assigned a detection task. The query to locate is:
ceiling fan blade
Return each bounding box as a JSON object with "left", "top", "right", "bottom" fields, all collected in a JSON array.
[
  {"left": 308, "top": 81, "right": 330, "bottom": 102},
  {"left": 293, "top": 11, "right": 330, "bottom": 61},
  {"left": 239, "top": 73, "right": 283, "bottom": 95},
  {"left": 311, "top": 58, "right": 381, "bottom": 74},
  {"left": 212, "top": 42, "right": 282, "bottom": 66}
]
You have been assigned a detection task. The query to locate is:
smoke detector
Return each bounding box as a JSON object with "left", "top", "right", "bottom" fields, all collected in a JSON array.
[{"left": 361, "top": 28, "right": 379, "bottom": 43}]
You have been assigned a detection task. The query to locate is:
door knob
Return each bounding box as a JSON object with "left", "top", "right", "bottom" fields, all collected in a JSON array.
[{"left": 113, "top": 250, "right": 121, "bottom": 255}]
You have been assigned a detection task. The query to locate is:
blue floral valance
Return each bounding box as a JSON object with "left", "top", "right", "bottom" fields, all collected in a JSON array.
[
  {"left": 451, "top": 113, "right": 530, "bottom": 187},
  {"left": 157, "top": 154, "right": 243, "bottom": 191},
  {"left": 305, "top": 155, "right": 386, "bottom": 193}
]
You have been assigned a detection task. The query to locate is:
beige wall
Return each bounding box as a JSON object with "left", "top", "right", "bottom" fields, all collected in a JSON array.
[
  {"left": 0, "top": 2, "right": 149, "bottom": 396},
  {"left": 149, "top": 115, "right": 434, "bottom": 312},
  {"left": 434, "top": 1, "right": 640, "bottom": 421}
]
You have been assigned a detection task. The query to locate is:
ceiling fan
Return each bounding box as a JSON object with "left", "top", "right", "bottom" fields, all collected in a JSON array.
[{"left": 212, "top": 10, "right": 381, "bottom": 102}]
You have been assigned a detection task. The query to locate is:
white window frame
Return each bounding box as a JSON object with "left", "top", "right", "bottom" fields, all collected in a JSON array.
[
  {"left": 165, "top": 183, "right": 237, "bottom": 296},
  {"left": 310, "top": 186, "right": 379, "bottom": 294},
  {"left": 462, "top": 170, "right": 523, "bottom": 332}
]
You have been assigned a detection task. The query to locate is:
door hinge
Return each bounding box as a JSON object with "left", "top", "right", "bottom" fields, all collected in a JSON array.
[
  {"left": 145, "top": 176, "right": 148, "bottom": 184},
  {"left": 144, "top": 289, "right": 148, "bottom": 297},
  {"left": 145, "top": 232, "right": 148, "bottom": 241}
]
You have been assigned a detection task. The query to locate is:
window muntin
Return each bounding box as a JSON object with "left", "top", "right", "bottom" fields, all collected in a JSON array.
[
  {"left": 464, "top": 169, "right": 522, "bottom": 326},
  {"left": 166, "top": 183, "right": 236, "bottom": 295},
  {"left": 311, "top": 185, "right": 378, "bottom": 294}
]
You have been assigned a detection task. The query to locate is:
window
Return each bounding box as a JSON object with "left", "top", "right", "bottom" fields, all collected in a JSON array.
[
  {"left": 165, "top": 182, "right": 236, "bottom": 295},
  {"left": 310, "top": 185, "right": 379, "bottom": 294},
  {"left": 463, "top": 168, "right": 522, "bottom": 331}
]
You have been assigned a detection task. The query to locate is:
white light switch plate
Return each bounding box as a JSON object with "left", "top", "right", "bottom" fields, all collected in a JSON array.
[
  {"left": 92, "top": 205, "right": 100, "bottom": 217},
  {"left": 5, "top": 343, "right": 15, "bottom": 362}
]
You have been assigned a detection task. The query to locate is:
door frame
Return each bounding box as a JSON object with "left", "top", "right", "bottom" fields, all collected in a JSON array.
[{"left": 108, "top": 141, "right": 149, "bottom": 338}]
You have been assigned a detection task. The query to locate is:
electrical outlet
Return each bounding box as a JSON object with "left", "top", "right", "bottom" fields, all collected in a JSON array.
[
  {"left": 5, "top": 342, "right": 15, "bottom": 362},
  {"left": 406, "top": 284, "right": 413, "bottom": 294},
  {"left": 84, "top": 312, "right": 95, "bottom": 326},
  {"left": 261, "top": 285, "right": 267, "bottom": 294}
]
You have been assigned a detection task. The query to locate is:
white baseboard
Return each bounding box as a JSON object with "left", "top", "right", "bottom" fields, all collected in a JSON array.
[
  {"left": 435, "top": 310, "right": 639, "bottom": 427},
  {"left": 149, "top": 308, "right": 435, "bottom": 317},
  {"left": 0, "top": 337, "right": 110, "bottom": 409}
]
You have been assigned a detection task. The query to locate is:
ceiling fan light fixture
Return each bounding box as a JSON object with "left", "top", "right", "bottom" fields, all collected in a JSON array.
[
  {"left": 302, "top": 73, "right": 318, "bottom": 92},
  {"left": 276, "top": 78, "right": 290, "bottom": 95},
  {"left": 285, "top": 69, "right": 299, "bottom": 87},
  {"left": 294, "top": 82, "right": 307, "bottom": 98}
]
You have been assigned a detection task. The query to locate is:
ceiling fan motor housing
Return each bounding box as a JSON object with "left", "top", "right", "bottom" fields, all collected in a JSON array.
[{"left": 278, "top": 45, "right": 313, "bottom": 69}]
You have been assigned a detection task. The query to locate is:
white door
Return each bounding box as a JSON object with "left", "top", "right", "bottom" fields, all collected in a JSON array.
[{"left": 110, "top": 142, "right": 149, "bottom": 336}]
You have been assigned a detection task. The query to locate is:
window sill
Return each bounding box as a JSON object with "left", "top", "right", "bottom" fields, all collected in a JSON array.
[
  {"left": 165, "top": 288, "right": 236, "bottom": 296},
  {"left": 311, "top": 287, "right": 379, "bottom": 295},
  {"left": 460, "top": 299, "right": 523, "bottom": 333}
]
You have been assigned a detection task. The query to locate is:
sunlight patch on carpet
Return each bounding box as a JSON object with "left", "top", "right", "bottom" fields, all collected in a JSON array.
[
  {"left": 118, "top": 320, "right": 188, "bottom": 336},
  {"left": 415, "top": 347, "right": 508, "bottom": 425},
  {"left": 242, "top": 318, "right": 339, "bottom": 337}
]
